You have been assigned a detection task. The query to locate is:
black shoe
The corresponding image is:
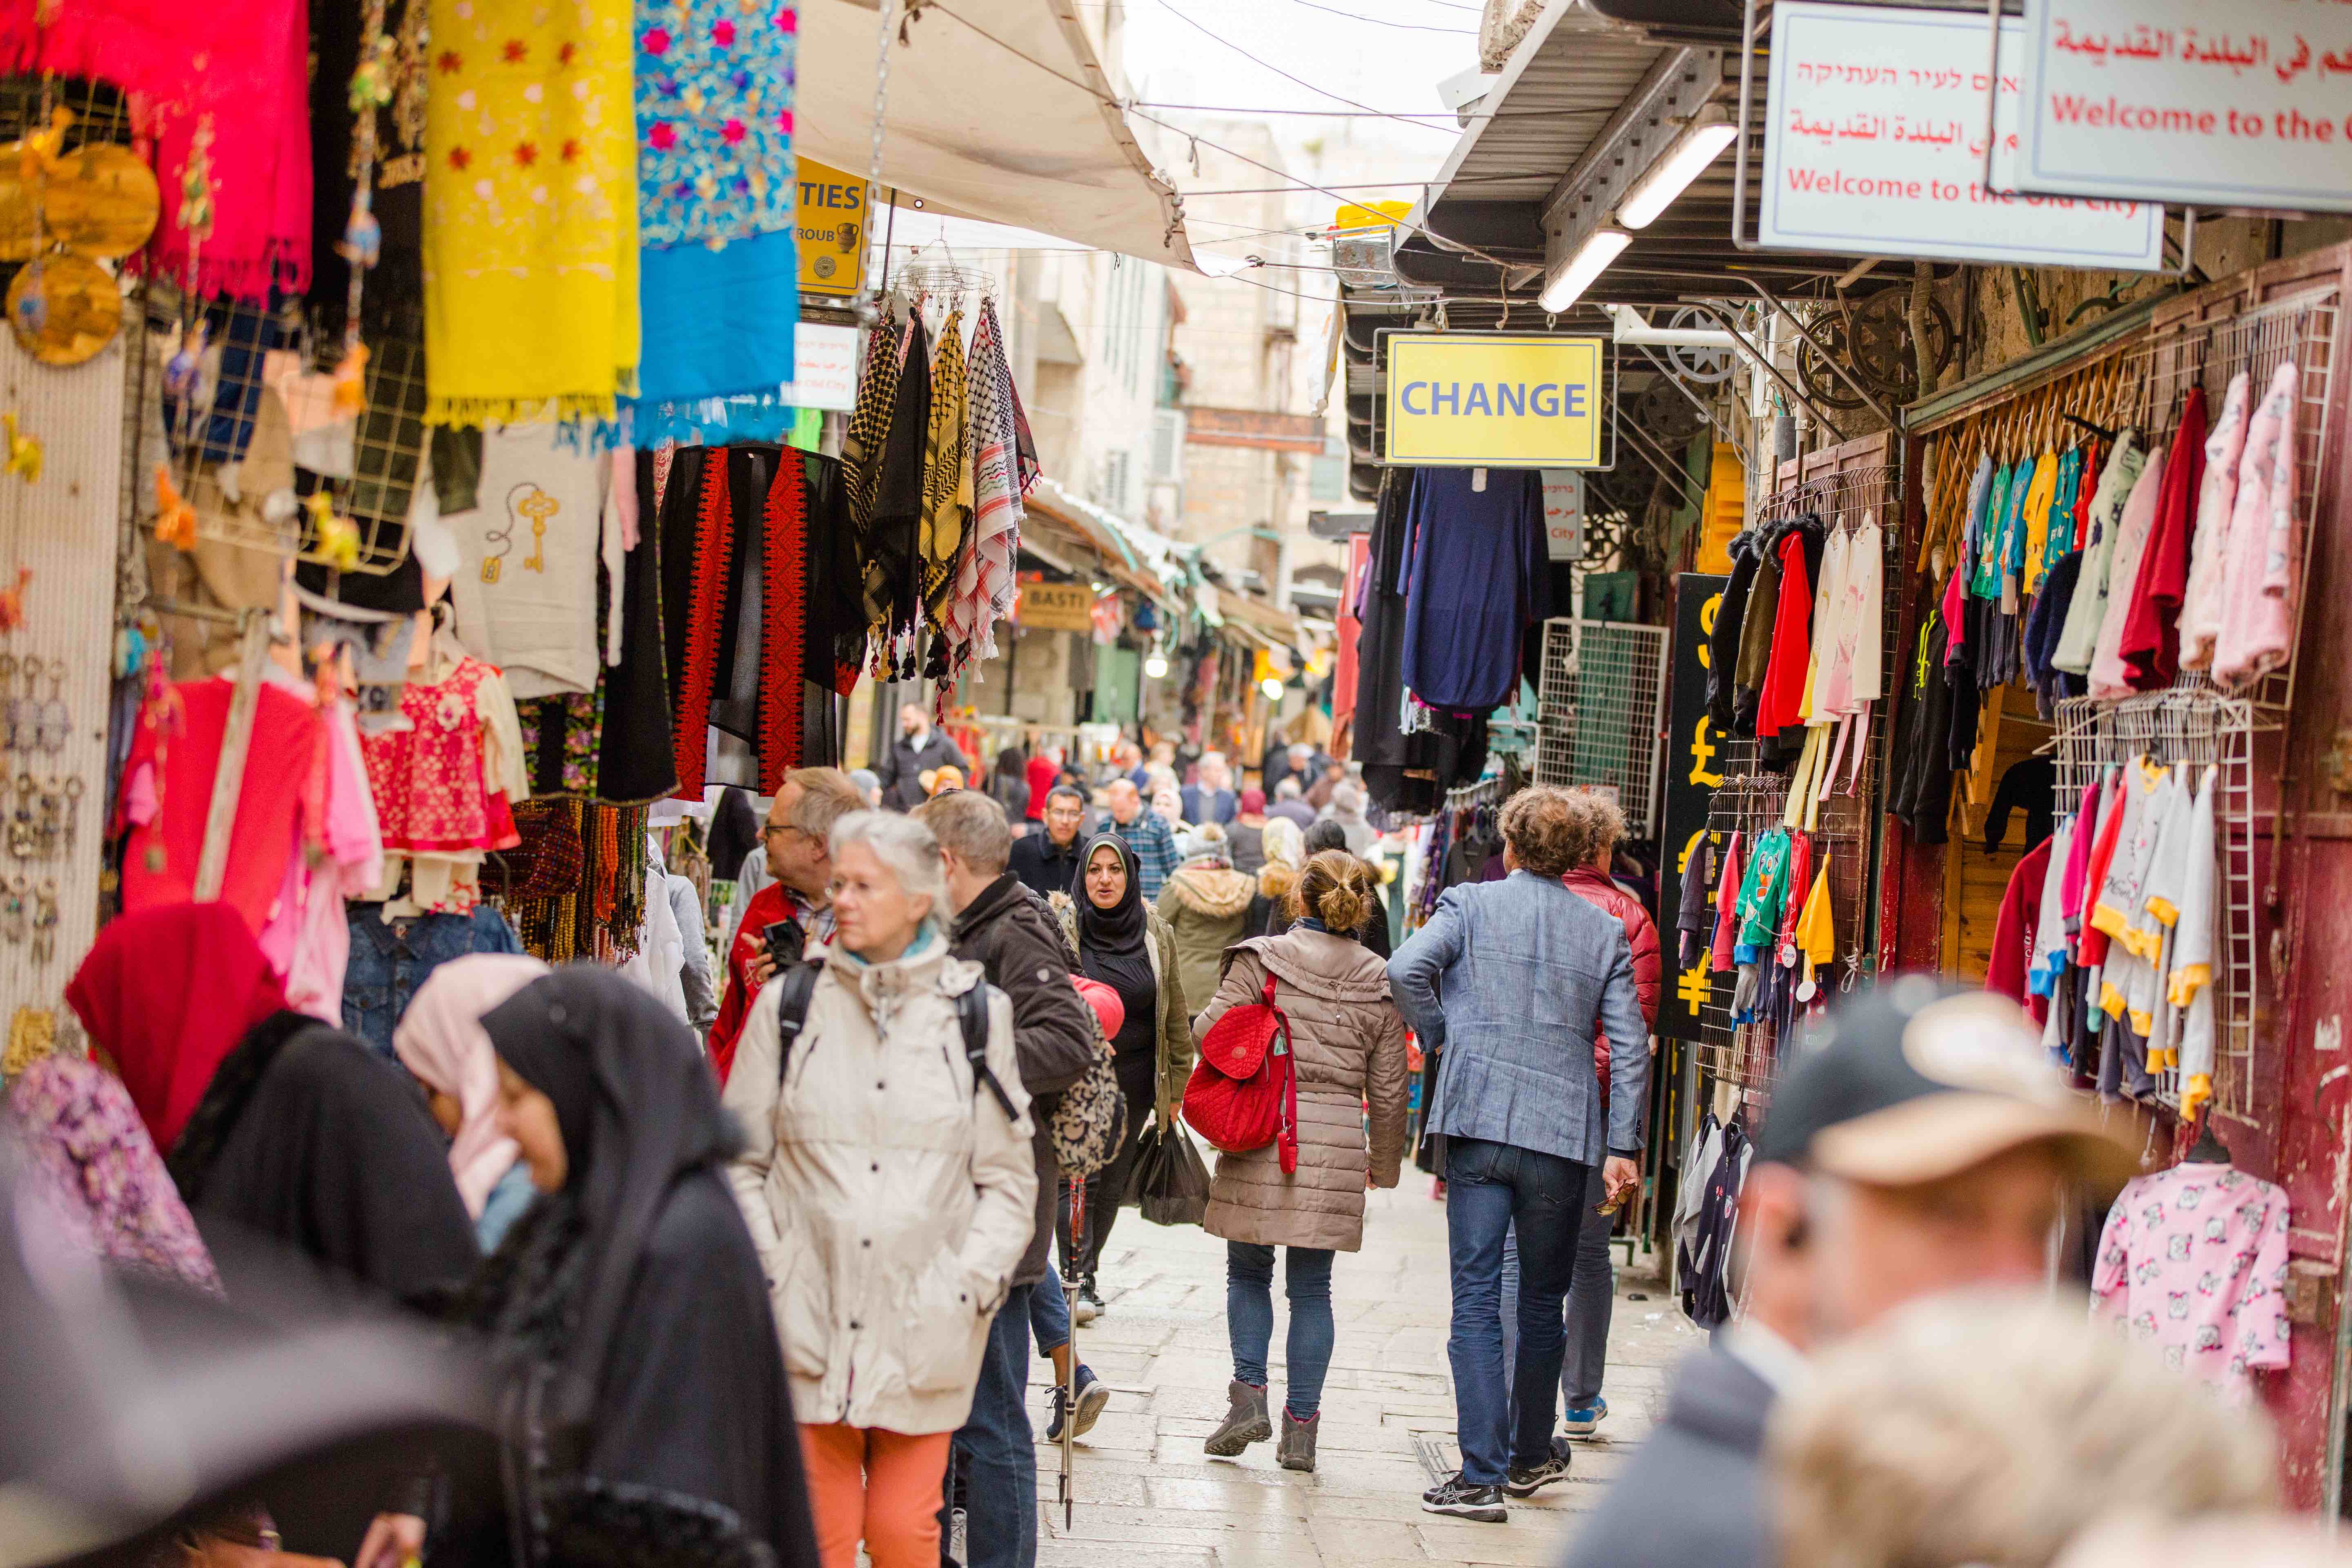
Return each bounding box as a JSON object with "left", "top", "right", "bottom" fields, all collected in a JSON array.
[
  {"left": 1504, "top": 1436, "right": 1574, "bottom": 1497},
  {"left": 1421, "top": 1472, "right": 1507, "bottom": 1522},
  {"left": 1076, "top": 1281, "right": 1105, "bottom": 1320}
]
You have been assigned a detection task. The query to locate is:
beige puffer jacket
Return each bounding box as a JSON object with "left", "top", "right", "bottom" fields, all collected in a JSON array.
[
  {"left": 721, "top": 935, "right": 1035, "bottom": 1435},
  {"left": 1194, "top": 929, "right": 1410, "bottom": 1252},
  {"left": 1156, "top": 863, "right": 1257, "bottom": 1012}
]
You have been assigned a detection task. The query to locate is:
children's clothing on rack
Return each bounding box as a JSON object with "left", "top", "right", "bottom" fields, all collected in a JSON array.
[
  {"left": 2093, "top": 1161, "right": 2289, "bottom": 1396},
  {"left": 362, "top": 649, "right": 529, "bottom": 915}
]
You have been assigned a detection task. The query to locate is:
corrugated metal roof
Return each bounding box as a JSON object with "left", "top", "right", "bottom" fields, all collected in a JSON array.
[{"left": 1419, "top": 0, "right": 1677, "bottom": 210}]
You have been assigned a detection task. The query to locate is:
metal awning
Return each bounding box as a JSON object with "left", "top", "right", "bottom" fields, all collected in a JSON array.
[
  {"left": 1333, "top": 0, "right": 1890, "bottom": 485},
  {"left": 797, "top": 0, "right": 1197, "bottom": 270}
]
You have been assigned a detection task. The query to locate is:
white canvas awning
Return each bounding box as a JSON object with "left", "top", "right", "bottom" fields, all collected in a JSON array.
[{"left": 796, "top": 0, "right": 1200, "bottom": 271}]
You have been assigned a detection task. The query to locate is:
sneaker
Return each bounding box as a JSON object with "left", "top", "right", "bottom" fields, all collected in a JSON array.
[
  {"left": 1503, "top": 1435, "right": 1574, "bottom": 1497},
  {"left": 1421, "top": 1472, "right": 1507, "bottom": 1522},
  {"left": 1203, "top": 1379, "right": 1272, "bottom": 1457},
  {"left": 1072, "top": 1281, "right": 1102, "bottom": 1325},
  {"left": 1563, "top": 1397, "right": 1608, "bottom": 1436},
  {"left": 1046, "top": 1365, "right": 1111, "bottom": 1442}
]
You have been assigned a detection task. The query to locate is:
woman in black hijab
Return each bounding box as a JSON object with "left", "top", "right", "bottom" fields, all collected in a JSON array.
[
  {"left": 450, "top": 966, "right": 818, "bottom": 1568},
  {"left": 1053, "top": 833, "right": 1190, "bottom": 1319}
]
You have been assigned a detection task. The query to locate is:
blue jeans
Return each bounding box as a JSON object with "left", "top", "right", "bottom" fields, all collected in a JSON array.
[
  {"left": 1497, "top": 1160, "right": 1615, "bottom": 1408},
  {"left": 941, "top": 1283, "right": 1036, "bottom": 1568},
  {"left": 1029, "top": 1260, "right": 1071, "bottom": 1356},
  {"left": 1227, "top": 1241, "right": 1335, "bottom": 1421},
  {"left": 1443, "top": 1136, "right": 1591, "bottom": 1484}
]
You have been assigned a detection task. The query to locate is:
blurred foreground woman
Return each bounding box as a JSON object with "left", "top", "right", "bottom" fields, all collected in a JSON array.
[
  {"left": 67, "top": 902, "right": 480, "bottom": 1566},
  {"left": 443, "top": 964, "right": 820, "bottom": 1568}
]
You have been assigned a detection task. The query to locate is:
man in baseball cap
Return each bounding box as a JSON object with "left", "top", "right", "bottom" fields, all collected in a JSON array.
[{"left": 1557, "top": 979, "right": 2140, "bottom": 1568}]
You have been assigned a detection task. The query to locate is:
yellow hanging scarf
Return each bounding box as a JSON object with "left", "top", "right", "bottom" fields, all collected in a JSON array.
[{"left": 422, "top": 0, "right": 639, "bottom": 425}]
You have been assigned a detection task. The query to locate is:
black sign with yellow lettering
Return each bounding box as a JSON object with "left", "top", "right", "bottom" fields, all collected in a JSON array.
[{"left": 1656, "top": 572, "right": 1728, "bottom": 1044}]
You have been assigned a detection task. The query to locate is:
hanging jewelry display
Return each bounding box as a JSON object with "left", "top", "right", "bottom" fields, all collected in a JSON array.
[{"left": 1, "top": 1003, "right": 54, "bottom": 1076}]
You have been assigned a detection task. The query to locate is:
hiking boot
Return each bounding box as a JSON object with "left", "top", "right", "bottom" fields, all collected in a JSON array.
[
  {"left": 1203, "top": 1380, "right": 1272, "bottom": 1456},
  {"left": 1073, "top": 1279, "right": 1104, "bottom": 1324},
  {"left": 1503, "top": 1435, "right": 1574, "bottom": 1497},
  {"left": 1276, "top": 1409, "right": 1319, "bottom": 1473},
  {"left": 1045, "top": 1364, "right": 1110, "bottom": 1442},
  {"left": 1563, "top": 1396, "right": 1608, "bottom": 1436},
  {"left": 1421, "top": 1472, "right": 1506, "bottom": 1522}
]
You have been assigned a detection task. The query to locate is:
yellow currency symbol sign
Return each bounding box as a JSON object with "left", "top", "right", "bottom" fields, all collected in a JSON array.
[
  {"left": 1677, "top": 966, "right": 1712, "bottom": 1011},
  {"left": 1688, "top": 715, "right": 1722, "bottom": 788},
  {"left": 1696, "top": 592, "right": 1721, "bottom": 670}
]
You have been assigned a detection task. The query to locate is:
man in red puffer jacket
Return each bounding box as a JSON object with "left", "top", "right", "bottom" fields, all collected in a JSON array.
[{"left": 1497, "top": 789, "right": 1659, "bottom": 1443}]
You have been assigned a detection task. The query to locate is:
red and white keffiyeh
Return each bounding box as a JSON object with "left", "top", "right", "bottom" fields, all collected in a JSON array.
[{"left": 947, "top": 298, "right": 1024, "bottom": 668}]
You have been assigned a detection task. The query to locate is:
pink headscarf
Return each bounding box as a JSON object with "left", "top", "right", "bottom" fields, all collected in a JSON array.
[{"left": 394, "top": 955, "right": 551, "bottom": 1218}]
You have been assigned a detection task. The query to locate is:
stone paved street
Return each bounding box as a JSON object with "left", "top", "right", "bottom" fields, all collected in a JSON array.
[{"left": 1021, "top": 1183, "right": 1704, "bottom": 1568}]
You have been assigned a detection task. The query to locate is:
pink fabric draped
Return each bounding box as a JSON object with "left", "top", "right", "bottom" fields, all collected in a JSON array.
[{"left": 1, "top": 0, "right": 312, "bottom": 300}]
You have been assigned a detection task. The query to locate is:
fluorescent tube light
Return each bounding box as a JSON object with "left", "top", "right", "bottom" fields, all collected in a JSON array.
[
  {"left": 1617, "top": 110, "right": 1738, "bottom": 230},
  {"left": 1538, "top": 228, "right": 1631, "bottom": 315}
]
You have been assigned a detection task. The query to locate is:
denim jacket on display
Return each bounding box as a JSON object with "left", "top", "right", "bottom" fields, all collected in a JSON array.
[{"left": 343, "top": 903, "right": 526, "bottom": 1053}]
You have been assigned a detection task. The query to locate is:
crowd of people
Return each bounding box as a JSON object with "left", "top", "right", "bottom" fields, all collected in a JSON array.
[{"left": 6, "top": 706, "right": 2348, "bottom": 1568}]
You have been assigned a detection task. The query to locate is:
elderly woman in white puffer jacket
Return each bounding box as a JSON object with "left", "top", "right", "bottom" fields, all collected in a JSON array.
[{"left": 722, "top": 810, "right": 1035, "bottom": 1568}]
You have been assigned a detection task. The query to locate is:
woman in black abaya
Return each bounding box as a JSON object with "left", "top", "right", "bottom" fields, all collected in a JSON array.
[{"left": 443, "top": 964, "right": 818, "bottom": 1568}]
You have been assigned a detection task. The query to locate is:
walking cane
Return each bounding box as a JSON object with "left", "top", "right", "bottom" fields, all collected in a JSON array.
[{"left": 1060, "top": 1173, "right": 1085, "bottom": 1530}]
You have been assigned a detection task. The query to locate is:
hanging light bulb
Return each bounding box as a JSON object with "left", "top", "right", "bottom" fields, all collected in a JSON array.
[
  {"left": 1144, "top": 648, "right": 1169, "bottom": 679},
  {"left": 1261, "top": 675, "right": 1285, "bottom": 701}
]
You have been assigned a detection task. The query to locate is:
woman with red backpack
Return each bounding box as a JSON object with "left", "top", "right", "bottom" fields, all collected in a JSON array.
[{"left": 1193, "top": 850, "right": 1410, "bottom": 1474}]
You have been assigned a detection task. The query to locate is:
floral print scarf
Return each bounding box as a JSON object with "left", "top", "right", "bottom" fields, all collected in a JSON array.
[{"left": 8, "top": 1055, "right": 221, "bottom": 1293}]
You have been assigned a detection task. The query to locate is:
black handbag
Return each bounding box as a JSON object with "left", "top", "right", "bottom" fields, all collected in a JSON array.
[{"left": 1127, "top": 1112, "right": 1211, "bottom": 1227}]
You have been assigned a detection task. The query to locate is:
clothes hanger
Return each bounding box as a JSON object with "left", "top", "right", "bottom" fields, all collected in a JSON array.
[{"left": 2184, "top": 1114, "right": 2231, "bottom": 1165}]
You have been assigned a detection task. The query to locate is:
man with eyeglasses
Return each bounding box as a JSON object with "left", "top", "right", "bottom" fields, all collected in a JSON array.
[{"left": 707, "top": 767, "right": 863, "bottom": 1085}]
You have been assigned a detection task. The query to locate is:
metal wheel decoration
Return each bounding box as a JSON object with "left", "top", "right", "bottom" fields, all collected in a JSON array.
[{"left": 1797, "top": 286, "right": 1957, "bottom": 410}]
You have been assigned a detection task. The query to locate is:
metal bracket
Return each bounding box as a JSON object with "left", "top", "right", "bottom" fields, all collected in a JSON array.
[
  {"left": 1610, "top": 405, "right": 1710, "bottom": 511},
  {"left": 1728, "top": 274, "right": 1901, "bottom": 429},
  {"left": 1678, "top": 300, "right": 1851, "bottom": 444},
  {"left": 1634, "top": 342, "right": 1740, "bottom": 449}
]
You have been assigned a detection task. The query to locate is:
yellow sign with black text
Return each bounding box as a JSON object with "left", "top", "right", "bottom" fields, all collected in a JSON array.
[
  {"left": 1015, "top": 581, "right": 1096, "bottom": 633},
  {"left": 796, "top": 157, "right": 868, "bottom": 298},
  {"left": 1383, "top": 333, "right": 1607, "bottom": 468}
]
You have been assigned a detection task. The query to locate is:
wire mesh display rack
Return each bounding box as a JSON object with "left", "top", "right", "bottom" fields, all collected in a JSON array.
[
  {"left": 1535, "top": 617, "right": 1669, "bottom": 839},
  {"left": 1690, "top": 461, "right": 1902, "bottom": 1100},
  {"left": 2119, "top": 283, "right": 2339, "bottom": 717},
  {"left": 2051, "top": 685, "right": 2259, "bottom": 1118}
]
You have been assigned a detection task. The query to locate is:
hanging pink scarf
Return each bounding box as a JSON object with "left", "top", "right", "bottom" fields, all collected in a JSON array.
[{"left": 1, "top": 0, "right": 312, "bottom": 300}]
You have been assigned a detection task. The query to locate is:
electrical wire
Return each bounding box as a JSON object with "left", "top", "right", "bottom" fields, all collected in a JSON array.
[
  {"left": 920, "top": 2, "right": 1523, "bottom": 280},
  {"left": 1147, "top": 0, "right": 1457, "bottom": 131}
]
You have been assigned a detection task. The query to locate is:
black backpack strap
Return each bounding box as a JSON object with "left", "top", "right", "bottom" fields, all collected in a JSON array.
[
  {"left": 773, "top": 958, "right": 825, "bottom": 1085},
  {"left": 958, "top": 982, "right": 1020, "bottom": 1122}
]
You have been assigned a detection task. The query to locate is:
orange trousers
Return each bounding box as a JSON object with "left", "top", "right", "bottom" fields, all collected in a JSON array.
[{"left": 796, "top": 1422, "right": 954, "bottom": 1568}]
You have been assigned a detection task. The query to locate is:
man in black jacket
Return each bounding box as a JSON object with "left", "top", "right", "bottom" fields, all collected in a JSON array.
[
  {"left": 919, "top": 791, "right": 1099, "bottom": 1568},
  {"left": 1008, "top": 786, "right": 1089, "bottom": 899},
  {"left": 1556, "top": 985, "right": 2135, "bottom": 1568},
  {"left": 875, "top": 702, "right": 967, "bottom": 810}
]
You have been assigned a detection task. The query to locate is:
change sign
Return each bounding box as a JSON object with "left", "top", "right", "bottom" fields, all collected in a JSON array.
[{"left": 1382, "top": 334, "right": 1608, "bottom": 469}]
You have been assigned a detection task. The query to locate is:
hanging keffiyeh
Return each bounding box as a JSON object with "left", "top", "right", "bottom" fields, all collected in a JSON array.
[
  {"left": 918, "top": 308, "right": 971, "bottom": 626},
  {"left": 944, "top": 298, "right": 1024, "bottom": 670},
  {"left": 2, "top": 0, "right": 311, "bottom": 300},
  {"left": 628, "top": 0, "right": 799, "bottom": 443},
  {"left": 422, "top": 0, "right": 640, "bottom": 425}
]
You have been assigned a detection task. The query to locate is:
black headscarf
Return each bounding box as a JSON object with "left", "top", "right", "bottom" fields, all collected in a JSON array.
[
  {"left": 469, "top": 967, "right": 816, "bottom": 1568},
  {"left": 1072, "top": 833, "right": 1156, "bottom": 1058},
  {"left": 708, "top": 788, "right": 762, "bottom": 883},
  {"left": 1072, "top": 832, "right": 1146, "bottom": 956},
  {"left": 480, "top": 968, "right": 734, "bottom": 1426}
]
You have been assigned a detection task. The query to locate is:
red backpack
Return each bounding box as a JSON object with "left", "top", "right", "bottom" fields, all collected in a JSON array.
[{"left": 1181, "top": 973, "right": 1300, "bottom": 1173}]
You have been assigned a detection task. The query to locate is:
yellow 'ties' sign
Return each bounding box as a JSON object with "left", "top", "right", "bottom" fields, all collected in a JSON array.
[
  {"left": 1383, "top": 334, "right": 1607, "bottom": 469},
  {"left": 796, "top": 157, "right": 868, "bottom": 298}
]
